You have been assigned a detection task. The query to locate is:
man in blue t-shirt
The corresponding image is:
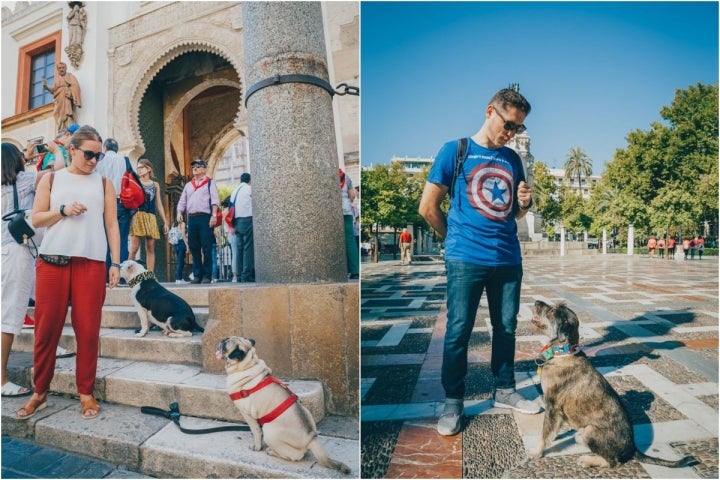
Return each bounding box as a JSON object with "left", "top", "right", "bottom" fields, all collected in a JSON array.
[{"left": 419, "top": 88, "right": 539, "bottom": 436}]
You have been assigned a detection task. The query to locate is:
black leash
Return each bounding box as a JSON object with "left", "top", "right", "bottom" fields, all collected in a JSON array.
[{"left": 141, "top": 402, "right": 250, "bottom": 435}]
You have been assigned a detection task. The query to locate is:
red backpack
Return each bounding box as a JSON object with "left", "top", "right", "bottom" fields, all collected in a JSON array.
[{"left": 119, "top": 157, "right": 145, "bottom": 210}]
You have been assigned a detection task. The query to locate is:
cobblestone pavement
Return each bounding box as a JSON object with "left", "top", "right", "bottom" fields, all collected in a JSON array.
[
  {"left": 360, "top": 254, "right": 718, "bottom": 479},
  {"left": 1, "top": 437, "right": 150, "bottom": 478}
]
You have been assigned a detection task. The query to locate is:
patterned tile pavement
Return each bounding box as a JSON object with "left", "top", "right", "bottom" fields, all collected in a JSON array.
[{"left": 361, "top": 254, "right": 718, "bottom": 478}]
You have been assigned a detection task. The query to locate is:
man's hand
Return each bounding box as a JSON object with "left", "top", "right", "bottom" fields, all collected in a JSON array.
[{"left": 517, "top": 181, "right": 532, "bottom": 209}]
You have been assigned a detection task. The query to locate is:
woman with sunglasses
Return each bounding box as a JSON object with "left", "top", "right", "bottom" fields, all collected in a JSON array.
[
  {"left": 17, "top": 125, "right": 120, "bottom": 421},
  {"left": 128, "top": 158, "right": 169, "bottom": 272}
]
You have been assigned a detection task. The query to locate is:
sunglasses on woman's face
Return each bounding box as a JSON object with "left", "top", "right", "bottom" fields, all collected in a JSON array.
[{"left": 77, "top": 147, "right": 104, "bottom": 162}]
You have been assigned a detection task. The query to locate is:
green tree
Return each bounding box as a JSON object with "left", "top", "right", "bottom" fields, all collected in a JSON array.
[
  {"left": 564, "top": 147, "right": 593, "bottom": 197},
  {"left": 360, "top": 162, "right": 423, "bottom": 261},
  {"left": 601, "top": 82, "right": 718, "bottom": 238},
  {"left": 531, "top": 161, "right": 560, "bottom": 236}
]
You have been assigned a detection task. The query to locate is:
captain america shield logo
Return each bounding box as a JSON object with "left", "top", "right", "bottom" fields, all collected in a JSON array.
[{"left": 466, "top": 163, "right": 514, "bottom": 221}]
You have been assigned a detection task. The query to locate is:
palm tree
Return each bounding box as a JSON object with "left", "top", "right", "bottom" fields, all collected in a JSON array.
[{"left": 564, "top": 147, "right": 593, "bottom": 197}]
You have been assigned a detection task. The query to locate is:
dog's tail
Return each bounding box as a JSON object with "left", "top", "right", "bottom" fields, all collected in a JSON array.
[
  {"left": 308, "top": 437, "right": 351, "bottom": 474},
  {"left": 634, "top": 451, "right": 699, "bottom": 468},
  {"left": 189, "top": 315, "right": 204, "bottom": 333}
]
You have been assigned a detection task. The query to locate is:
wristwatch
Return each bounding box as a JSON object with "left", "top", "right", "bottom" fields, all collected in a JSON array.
[
  {"left": 519, "top": 198, "right": 533, "bottom": 210},
  {"left": 60, "top": 204, "right": 67, "bottom": 217}
]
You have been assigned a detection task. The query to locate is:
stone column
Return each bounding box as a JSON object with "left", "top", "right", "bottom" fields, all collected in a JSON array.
[
  {"left": 243, "top": 2, "right": 347, "bottom": 283},
  {"left": 627, "top": 224, "right": 635, "bottom": 256},
  {"left": 560, "top": 226, "right": 566, "bottom": 256},
  {"left": 602, "top": 228, "right": 608, "bottom": 255}
]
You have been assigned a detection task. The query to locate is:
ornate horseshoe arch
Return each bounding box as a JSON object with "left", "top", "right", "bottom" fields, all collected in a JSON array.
[{"left": 124, "top": 30, "right": 245, "bottom": 159}]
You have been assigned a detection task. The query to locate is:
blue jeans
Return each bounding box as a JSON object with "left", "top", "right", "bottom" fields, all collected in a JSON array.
[
  {"left": 173, "top": 242, "right": 186, "bottom": 280},
  {"left": 443, "top": 259, "right": 523, "bottom": 399},
  {"left": 106, "top": 200, "right": 131, "bottom": 272}
]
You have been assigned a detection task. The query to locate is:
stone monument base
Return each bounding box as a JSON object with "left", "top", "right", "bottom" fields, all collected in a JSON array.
[{"left": 202, "top": 283, "right": 359, "bottom": 417}]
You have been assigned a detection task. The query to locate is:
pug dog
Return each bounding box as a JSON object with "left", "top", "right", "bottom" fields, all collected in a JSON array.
[
  {"left": 216, "top": 336, "right": 350, "bottom": 474},
  {"left": 119, "top": 260, "right": 204, "bottom": 338},
  {"left": 531, "top": 300, "right": 698, "bottom": 469}
]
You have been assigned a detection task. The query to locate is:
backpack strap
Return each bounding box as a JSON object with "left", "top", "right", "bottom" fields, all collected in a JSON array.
[{"left": 450, "top": 137, "right": 469, "bottom": 200}]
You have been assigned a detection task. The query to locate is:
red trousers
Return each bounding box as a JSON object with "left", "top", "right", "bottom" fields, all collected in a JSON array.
[{"left": 34, "top": 257, "right": 106, "bottom": 395}]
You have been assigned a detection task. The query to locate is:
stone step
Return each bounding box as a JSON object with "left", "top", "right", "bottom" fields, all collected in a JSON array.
[
  {"left": 103, "top": 283, "right": 217, "bottom": 307},
  {"left": 15, "top": 326, "right": 204, "bottom": 365},
  {"left": 28, "top": 306, "right": 210, "bottom": 330},
  {"left": 1, "top": 394, "right": 357, "bottom": 478},
  {"left": 7, "top": 352, "right": 326, "bottom": 424}
]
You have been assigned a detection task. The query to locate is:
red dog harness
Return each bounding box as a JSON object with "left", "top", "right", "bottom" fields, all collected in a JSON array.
[{"left": 229, "top": 375, "right": 298, "bottom": 426}]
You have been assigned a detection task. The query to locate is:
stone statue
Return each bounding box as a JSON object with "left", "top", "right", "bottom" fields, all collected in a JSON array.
[
  {"left": 65, "top": 2, "right": 86, "bottom": 68},
  {"left": 43, "top": 61, "right": 82, "bottom": 132}
]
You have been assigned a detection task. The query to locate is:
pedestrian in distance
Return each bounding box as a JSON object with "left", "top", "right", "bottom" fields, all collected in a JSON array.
[
  {"left": 419, "top": 87, "right": 539, "bottom": 436},
  {"left": 176, "top": 158, "right": 220, "bottom": 284},
  {"left": 128, "top": 159, "right": 168, "bottom": 272},
  {"left": 399, "top": 227, "right": 413, "bottom": 265},
  {"left": 647, "top": 236, "right": 656, "bottom": 258},
  {"left": 17, "top": 124, "right": 120, "bottom": 421}
]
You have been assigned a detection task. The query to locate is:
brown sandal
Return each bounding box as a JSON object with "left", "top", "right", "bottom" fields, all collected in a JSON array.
[
  {"left": 80, "top": 396, "right": 101, "bottom": 419},
  {"left": 16, "top": 393, "right": 48, "bottom": 420}
]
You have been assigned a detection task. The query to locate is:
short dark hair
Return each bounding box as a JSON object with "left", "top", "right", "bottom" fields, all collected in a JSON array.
[
  {"left": 104, "top": 138, "right": 119, "bottom": 153},
  {"left": 490, "top": 88, "right": 532, "bottom": 115},
  {"left": 240, "top": 172, "right": 251, "bottom": 183}
]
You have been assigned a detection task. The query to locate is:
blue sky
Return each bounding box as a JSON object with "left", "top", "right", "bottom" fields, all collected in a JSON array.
[{"left": 361, "top": 1, "right": 719, "bottom": 174}]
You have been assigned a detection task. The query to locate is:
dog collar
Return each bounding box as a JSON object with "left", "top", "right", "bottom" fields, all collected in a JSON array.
[
  {"left": 539, "top": 343, "right": 578, "bottom": 361},
  {"left": 127, "top": 270, "right": 155, "bottom": 288},
  {"left": 536, "top": 343, "right": 579, "bottom": 377},
  {"left": 229, "top": 375, "right": 298, "bottom": 426}
]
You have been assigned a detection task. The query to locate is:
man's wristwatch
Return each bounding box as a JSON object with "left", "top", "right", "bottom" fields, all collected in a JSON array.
[
  {"left": 59, "top": 204, "right": 67, "bottom": 217},
  {"left": 519, "top": 198, "right": 533, "bottom": 210}
]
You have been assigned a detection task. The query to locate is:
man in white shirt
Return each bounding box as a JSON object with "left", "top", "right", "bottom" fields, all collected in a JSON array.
[
  {"left": 95, "top": 138, "right": 131, "bottom": 267},
  {"left": 230, "top": 172, "right": 254, "bottom": 282}
]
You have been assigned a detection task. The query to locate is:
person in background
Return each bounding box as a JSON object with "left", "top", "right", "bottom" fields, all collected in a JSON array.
[
  {"left": 169, "top": 220, "right": 189, "bottom": 284},
  {"left": 176, "top": 158, "right": 220, "bottom": 284},
  {"left": 419, "top": 88, "right": 539, "bottom": 436},
  {"left": 340, "top": 169, "right": 359, "bottom": 279},
  {"left": 696, "top": 236, "right": 704, "bottom": 260},
  {"left": 1, "top": 143, "right": 36, "bottom": 398},
  {"left": 94, "top": 138, "right": 131, "bottom": 269},
  {"left": 399, "top": 227, "right": 413, "bottom": 265},
  {"left": 128, "top": 159, "right": 168, "bottom": 272},
  {"left": 221, "top": 196, "right": 239, "bottom": 283},
  {"left": 229, "top": 172, "right": 254, "bottom": 282},
  {"left": 17, "top": 125, "right": 120, "bottom": 421}
]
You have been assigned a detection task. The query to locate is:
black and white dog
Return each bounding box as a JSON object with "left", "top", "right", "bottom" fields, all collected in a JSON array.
[{"left": 119, "top": 260, "right": 204, "bottom": 338}]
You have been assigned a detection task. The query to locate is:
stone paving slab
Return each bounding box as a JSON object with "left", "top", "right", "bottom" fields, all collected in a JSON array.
[{"left": 360, "top": 255, "right": 718, "bottom": 478}]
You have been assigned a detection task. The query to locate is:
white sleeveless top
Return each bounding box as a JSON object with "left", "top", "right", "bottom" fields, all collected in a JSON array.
[{"left": 39, "top": 169, "right": 107, "bottom": 262}]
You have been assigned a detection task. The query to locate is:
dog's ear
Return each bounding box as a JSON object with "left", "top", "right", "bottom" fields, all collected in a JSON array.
[
  {"left": 248, "top": 338, "right": 255, "bottom": 346},
  {"left": 228, "top": 347, "right": 246, "bottom": 361},
  {"left": 555, "top": 305, "right": 579, "bottom": 344}
]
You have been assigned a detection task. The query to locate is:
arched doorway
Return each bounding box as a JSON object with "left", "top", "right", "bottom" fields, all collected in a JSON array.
[{"left": 135, "top": 50, "right": 244, "bottom": 281}]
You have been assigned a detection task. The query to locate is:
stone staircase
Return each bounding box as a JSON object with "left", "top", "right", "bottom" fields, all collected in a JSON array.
[{"left": 2, "top": 284, "right": 359, "bottom": 478}]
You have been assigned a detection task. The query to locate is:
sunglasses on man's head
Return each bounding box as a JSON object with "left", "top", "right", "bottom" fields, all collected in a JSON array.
[
  {"left": 78, "top": 148, "right": 104, "bottom": 161},
  {"left": 493, "top": 106, "right": 526, "bottom": 134}
]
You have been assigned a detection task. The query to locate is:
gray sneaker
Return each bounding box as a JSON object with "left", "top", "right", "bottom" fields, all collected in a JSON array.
[
  {"left": 437, "top": 398, "right": 464, "bottom": 436},
  {"left": 493, "top": 388, "right": 540, "bottom": 414}
]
